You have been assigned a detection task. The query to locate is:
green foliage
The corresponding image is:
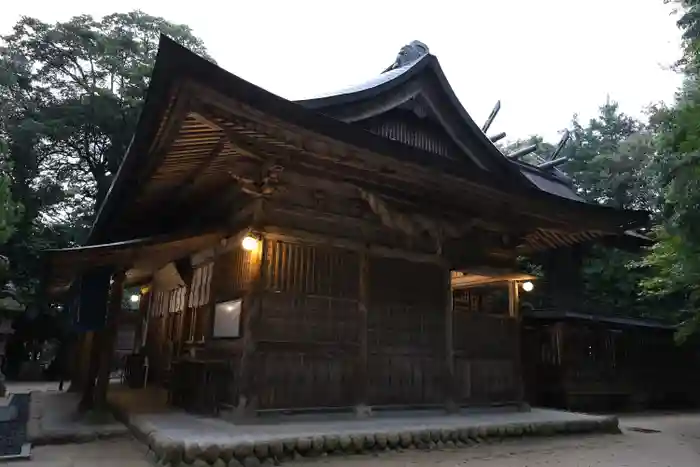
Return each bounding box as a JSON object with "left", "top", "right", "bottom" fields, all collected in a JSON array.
[
  {"left": 633, "top": 0, "right": 700, "bottom": 341},
  {"left": 564, "top": 100, "right": 661, "bottom": 212},
  {"left": 507, "top": 101, "right": 665, "bottom": 321},
  {"left": 0, "top": 140, "right": 22, "bottom": 246},
  {"left": 0, "top": 11, "right": 210, "bottom": 302},
  {"left": 0, "top": 174, "right": 20, "bottom": 244}
]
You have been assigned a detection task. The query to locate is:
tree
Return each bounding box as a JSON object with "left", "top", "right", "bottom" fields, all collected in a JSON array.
[
  {"left": 2, "top": 11, "right": 211, "bottom": 219},
  {"left": 563, "top": 100, "right": 661, "bottom": 211},
  {"left": 0, "top": 11, "right": 211, "bottom": 299},
  {"left": 667, "top": 0, "right": 700, "bottom": 72},
  {"left": 525, "top": 102, "right": 663, "bottom": 319},
  {"left": 502, "top": 103, "right": 664, "bottom": 320},
  {"left": 636, "top": 1, "right": 700, "bottom": 341},
  {"left": 638, "top": 87, "right": 700, "bottom": 339},
  {"left": 0, "top": 143, "right": 21, "bottom": 248}
]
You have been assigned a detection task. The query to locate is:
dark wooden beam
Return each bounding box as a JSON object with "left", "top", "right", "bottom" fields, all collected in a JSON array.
[
  {"left": 191, "top": 105, "right": 555, "bottom": 235},
  {"left": 192, "top": 99, "right": 644, "bottom": 233},
  {"left": 447, "top": 249, "right": 518, "bottom": 272},
  {"left": 263, "top": 227, "right": 446, "bottom": 266},
  {"left": 274, "top": 166, "right": 549, "bottom": 235},
  {"left": 265, "top": 203, "right": 384, "bottom": 235}
]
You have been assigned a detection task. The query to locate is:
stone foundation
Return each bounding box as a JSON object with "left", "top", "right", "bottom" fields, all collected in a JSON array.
[{"left": 121, "top": 410, "right": 619, "bottom": 466}]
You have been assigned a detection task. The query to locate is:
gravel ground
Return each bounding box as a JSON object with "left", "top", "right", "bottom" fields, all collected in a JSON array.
[{"left": 12, "top": 412, "right": 700, "bottom": 467}]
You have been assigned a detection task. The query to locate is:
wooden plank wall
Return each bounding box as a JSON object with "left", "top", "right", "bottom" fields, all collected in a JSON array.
[
  {"left": 522, "top": 320, "right": 700, "bottom": 410},
  {"left": 150, "top": 236, "right": 523, "bottom": 411},
  {"left": 244, "top": 238, "right": 520, "bottom": 410},
  {"left": 367, "top": 256, "right": 445, "bottom": 406},
  {"left": 254, "top": 239, "right": 359, "bottom": 409},
  {"left": 453, "top": 287, "right": 519, "bottom": 405}
]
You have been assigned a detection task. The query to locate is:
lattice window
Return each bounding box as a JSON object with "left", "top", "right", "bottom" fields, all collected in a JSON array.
[
  {"left": 189, "top": 262, "right": 213, "bottom": 307},
  {"left": 150, "top": 291, "right": 170, "bottom": 318},
  {"left": 165, "top": 287, "right": 187, "bottom": 314}
]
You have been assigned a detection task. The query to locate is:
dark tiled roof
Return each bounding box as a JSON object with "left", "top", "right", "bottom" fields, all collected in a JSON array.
[{"left": 523, "top": 309, "right": 676, "bottom": 330}]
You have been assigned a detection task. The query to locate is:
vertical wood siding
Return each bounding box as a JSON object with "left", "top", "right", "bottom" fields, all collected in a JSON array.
[
  {"left": 453, "top": 285, "right": 519, "bottom": 404},
  {"left": 254, "top": 239, "right": 359, "bottom": 409},
  {"left": 367, "top": 256, "right": 445, "bottom": 406},
  {"left": 362, "top": 110, "right": 463, "bottom": 162}
]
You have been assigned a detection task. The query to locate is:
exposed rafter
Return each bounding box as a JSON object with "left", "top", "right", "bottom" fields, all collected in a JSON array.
[
  {"left": 164, "top": 136, "right": 226, "bottom": 208},
  {"left": 190, "top": 110, "right": 264, "bottom": 162}
]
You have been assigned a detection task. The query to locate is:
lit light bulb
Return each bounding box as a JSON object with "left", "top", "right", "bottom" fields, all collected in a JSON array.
[
  {"left": 130, "top": 294, "right": 140, "bottom": 303},
  {"left": 521, "top": 281, "right": 534, "bottom": 292},
  {"left": 241, "top": 235, "right": 258, "bottom": 251}
]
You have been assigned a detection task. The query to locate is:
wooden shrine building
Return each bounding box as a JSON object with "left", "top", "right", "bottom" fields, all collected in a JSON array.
[{"left": 43, "top": 38, "right": 649, "bottom": 414}]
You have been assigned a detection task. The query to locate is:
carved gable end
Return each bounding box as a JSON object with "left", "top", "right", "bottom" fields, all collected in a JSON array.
[{"left": 357, "top": 107, "right": 463, "bottom": 162}]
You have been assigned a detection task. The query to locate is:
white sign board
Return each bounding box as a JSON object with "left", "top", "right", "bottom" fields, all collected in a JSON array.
[{"left": 213, "top": 299, "right": 242, "bottom": 338}]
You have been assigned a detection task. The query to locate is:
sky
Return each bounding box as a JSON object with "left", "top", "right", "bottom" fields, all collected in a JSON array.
[{"left": 0, "top": 0, "right": 684, "bottom": 142}]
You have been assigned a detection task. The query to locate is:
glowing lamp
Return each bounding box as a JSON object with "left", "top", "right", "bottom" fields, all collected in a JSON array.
[
  {"left": 129, "top": 294, "right": 140, "bottom": 303},
  {"left": 241, "top": 235, "right": 259, "bottom": 252},
  {"left": 521, "top": 281, "right": 534, "bottom": 292}
]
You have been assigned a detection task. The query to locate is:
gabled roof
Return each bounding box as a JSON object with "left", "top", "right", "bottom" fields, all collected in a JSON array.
[
  {"left": 296, "top": 41, "right": 583, "bottom": 203},
  {"left": 84, "top": 36, "right": 648, "bottom": 250},
  {"left": 297, "top": 46, "right": 524, "bottom": 178}
]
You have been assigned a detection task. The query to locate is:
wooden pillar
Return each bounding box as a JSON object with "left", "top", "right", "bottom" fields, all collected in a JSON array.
[
  {"left": 354, "top": 249, "right": 370, "bottom": 416},
  {"left": 444, "top": 266, "right": 457, "bottom": 412},
  {"left": 68, "top": 333, "right": 89, "bottom": 393},
  {"left": 94, "top": 270, "right": 125, "bottom": 410},
  {"left": 508, "top": 280, "right": 526, "bottom": 408},
  {"left": 508, "top": 280, "right": 520, "bottom": 318},
  {"left": 133, "top": 288, "right": 151, "bottom": 353},
  {"left": 236, "top": 235, "right": 267, "bottom": 417},
  {"left": 79, "top": 335, "right": 102, "bottom": 411}
]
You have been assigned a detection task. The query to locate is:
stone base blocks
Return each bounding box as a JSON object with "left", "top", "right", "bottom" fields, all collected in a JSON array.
[{"left": 135, "top": 414, "right": 620, "bottom": 466}]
